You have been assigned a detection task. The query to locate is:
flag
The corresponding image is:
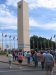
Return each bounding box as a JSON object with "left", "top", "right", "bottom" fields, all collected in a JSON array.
[
  {"left": 5, "top": 34, "right": 7, "bottom": 37},
  {"left": 50, "top": 37, "right": 52, "bottom": 40},
  {"left": 9, "top": 35, "right": 11, "bottom": 38},
  {"left": 13, "top": 37, "right": 15, "bottom": 40},
  {"left": 2, "top": 33, "right": 3, "bottom": 36},
  {"left": 54, "top": 35, "right": 56, "bottom": 38}
]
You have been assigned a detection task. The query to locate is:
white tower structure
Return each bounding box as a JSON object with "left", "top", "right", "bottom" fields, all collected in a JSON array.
[{"left": 17, "top": 0, "right": 30, "bottom": 51}]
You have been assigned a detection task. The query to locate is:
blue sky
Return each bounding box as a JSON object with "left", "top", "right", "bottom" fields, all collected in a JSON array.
[{"left": 0, "top": 0, "right": 56, "bottom": 49}]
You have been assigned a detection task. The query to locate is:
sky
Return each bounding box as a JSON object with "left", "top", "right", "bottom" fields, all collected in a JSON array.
[{"left": 0, "top": 0, "right": 56, "bottom": 49}]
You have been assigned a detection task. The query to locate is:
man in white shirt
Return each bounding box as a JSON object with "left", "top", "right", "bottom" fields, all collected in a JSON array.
[{"left": 8, "top": 52, "right": 13, "bottom": 69}]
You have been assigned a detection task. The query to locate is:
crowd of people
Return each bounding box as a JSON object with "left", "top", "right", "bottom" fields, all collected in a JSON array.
[{"left": 8, "top": 49, "right": 56, "bottom": 75}]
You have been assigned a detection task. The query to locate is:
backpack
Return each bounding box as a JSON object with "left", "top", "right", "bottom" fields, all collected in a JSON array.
[{"left": 18, "top": 55, "right": 23, "bottom": 61}]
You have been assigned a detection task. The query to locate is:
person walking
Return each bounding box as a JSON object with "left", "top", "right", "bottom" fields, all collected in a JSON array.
[
  {"left": 17, "top": 52, "right": 23, "bottom": 64},
  {"left": 40, "top": 51, "right": 45, "bottom": 70},
  {"left": 17, "top": 51, "right": 23, "bottom": 69},
  {"left": 33, "top": 51, "right": 38, "bottom": 67},
  {"left": 44, "top": 51, "right": 54, "bottom": 75},
  {"left": 12, "top": 51, "right": 15, "bottom": 61},
  {"left": 26, "top": 51, "right": 31, "bottom": 64},
  {"left": 54, "top": 51, "right": 56, "bottom": 63},
  {"left": 8, "top": 52, "right": 13, "bottom": 69}
]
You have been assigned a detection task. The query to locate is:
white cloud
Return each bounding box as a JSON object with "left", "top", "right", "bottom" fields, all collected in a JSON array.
[
  {"left": 0, "top": 4, "right": 11, "bottom": 17},
  {"left": 0, "top": 14, "right": 17, "bottom": 30},
  {"left": 30, "top": 18, "right": 56, "bottom": 31},
  {"left": 0, "top": 4, "right": 17, "bottom": 30},
  {"left": 0, "top": 0, "right": 56, "bottom": 31},
  {"left": 42, "top": 23, "right": 56, "bottom": 30},
  {"left": 37, "top": 0, "right": 56, "bottom": 9},
  {"left": 6, "top": 0, "right": 37, "bottom": 9},
  {"left": 0, "top": 17, "right": 17, "bottom": 25},
  {"left": 0, "top": 24, "right": 17, "bottom": 30},
  {"left": 6, "top": 0, "right": 56, "bottom": 9},
  {"left": 28, "top": 0, "right": 56, "bottom": 9},
  {"left": 29, "top": 18, "right": 40, "bottom": 27},
  {"left": 6, "top": 0, "right": 20, "bottom": 7}
]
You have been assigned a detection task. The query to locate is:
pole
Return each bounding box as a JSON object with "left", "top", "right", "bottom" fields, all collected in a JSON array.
[
  {"left": 13, "top": 37, "right": 15, "bottom": 49},
  {"left": 40, "top": 41, "right": 42, "bottom": 50},
  {"left": 44, "top": 39, "right": 46, "bottom": 50},
  {"left": 2, "top": 33, "right": 3, "bottom": 51},
  {"left": 33, "top": 39, "right": 34, "bottom": 49},
  {"left": 48, "top": 39, "right": 49, "bottom": 49},
  {"left": 54, "top": 35, "right": 56, "bottom": 50},
  {"left": 5, "top": 34, "right": 7, "bottom": 49},
  {"left": 37, "top": 40, "right": 38, "bottom": 50},
  {"left": 9, "top": 35, "right": 11, "bottom": 50}
]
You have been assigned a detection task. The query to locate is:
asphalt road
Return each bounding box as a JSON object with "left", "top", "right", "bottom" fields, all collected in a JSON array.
[{"left": 0, "top": 62, "right": 56, "bottom": 75}]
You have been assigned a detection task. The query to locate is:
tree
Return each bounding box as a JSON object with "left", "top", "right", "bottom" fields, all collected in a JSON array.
[{"left": 30, "top": 35, "right": 55, "bottom": 51}]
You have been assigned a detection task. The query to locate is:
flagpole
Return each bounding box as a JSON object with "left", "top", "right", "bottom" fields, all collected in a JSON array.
[
  {"left": 54, "top": 35, "right": 56, "bottom": 50},
  {"left": 5, "top": 34, "right": 7, "bottom": 49},
  {"left": 48, "top": 39, "right": 49, "bottom": 49},
  {"left": 9, "top": 35, "right": 11, "bottom": 50},
  {"left": 37, "top": 40, "right": 38, "bottom": 50},
  {"left": 33, "top": 38, "right": 34, "bottom": 49},
  {"left": 44, "top": 39, "right": 46, "bottom": 50},
  {"left": 13, "top": 37, "right": 15, "bottom": 49},
  {"left": 2, "top": 33, "right": 3, "bottom": 51}
]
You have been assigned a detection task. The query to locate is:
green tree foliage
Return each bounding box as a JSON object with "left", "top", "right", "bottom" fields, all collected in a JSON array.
[{"left": 30, "top": 35, "right": 55, "bottom": 51}]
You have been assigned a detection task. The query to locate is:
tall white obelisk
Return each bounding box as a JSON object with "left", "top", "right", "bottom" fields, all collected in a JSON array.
[{"left": 17, "top": 0, "right": 30, "bottom": 51}]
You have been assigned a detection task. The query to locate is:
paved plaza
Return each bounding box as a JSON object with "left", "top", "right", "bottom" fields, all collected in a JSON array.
[
  {"left": 0, "top": 62, "right": 56, "bottom": 75},
  {"left": 0, "top": 55, "right": 56, "bottom": 75}
]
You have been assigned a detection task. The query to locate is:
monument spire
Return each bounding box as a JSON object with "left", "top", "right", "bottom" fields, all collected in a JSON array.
[{"left": 17, "top": 0, "right": 30, "bottom": 51}]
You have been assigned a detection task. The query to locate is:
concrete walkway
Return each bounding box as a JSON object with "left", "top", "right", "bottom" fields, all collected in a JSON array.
[
  {"left": 0, "top": 55, "right": 56, "bottom": 72},
  {"left": 0, "top": 55, "right": 33, "bottom": 66}
]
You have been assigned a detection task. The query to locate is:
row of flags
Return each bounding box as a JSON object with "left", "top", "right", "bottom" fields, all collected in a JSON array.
[
  {"left": 2, "top": 33, "right": 18, "bottom": 40},
  {"left": 50, "top": 35, "right": 56, "bottom": 40},
  {"left": 1, "top": 33, "right": 56, "bottom": 41}
]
